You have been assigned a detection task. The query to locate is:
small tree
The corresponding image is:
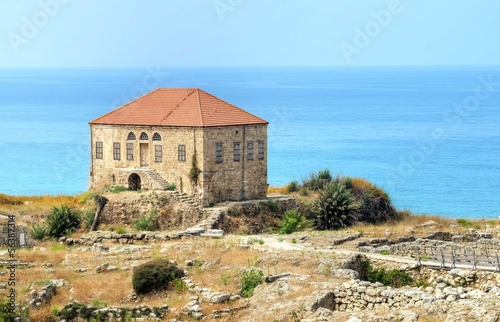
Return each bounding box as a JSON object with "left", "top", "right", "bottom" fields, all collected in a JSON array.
[
  {"left": 188, "top": 153, "right": 202, "bottom": 186},
  {"left": 314, "top": 181, "right": 360, "bottom": 230}
]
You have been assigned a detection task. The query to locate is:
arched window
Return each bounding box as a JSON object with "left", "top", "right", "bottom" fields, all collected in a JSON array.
[
  {"left": 139, "top": 132, "right": 148, "bottom": 140},
  {"left": 152, "top": 132, "right": 161, "bottom": 141},
  {"left": 127, "top": 132, "right": 136, "bottom": 140}
]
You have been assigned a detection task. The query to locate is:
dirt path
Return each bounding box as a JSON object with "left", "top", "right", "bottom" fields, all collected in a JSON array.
[{"left": 250, "top": 235, "right": 500, "bottom": 272}]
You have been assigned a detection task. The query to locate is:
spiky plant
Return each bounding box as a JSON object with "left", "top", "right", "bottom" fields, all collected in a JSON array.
[
  {"left": 46, "top": 205, "right": 81, "bottom": 238},
  {"left": 314, "top": 181, "right": 360, "bottom": 230},
  {"left": 278, "top": 210, "right": 311, "bottom": 234}
]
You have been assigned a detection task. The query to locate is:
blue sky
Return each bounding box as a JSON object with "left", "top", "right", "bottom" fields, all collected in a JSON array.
[{"left": 1, "top": 0, "right": 499, "bottom": 67}]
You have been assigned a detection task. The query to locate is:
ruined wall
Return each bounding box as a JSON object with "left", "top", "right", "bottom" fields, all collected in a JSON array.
[{"left": 0, "top": 225, "right": 34, "bottom": 247}]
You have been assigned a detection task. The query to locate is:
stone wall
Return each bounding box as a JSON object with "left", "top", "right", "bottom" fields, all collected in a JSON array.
[
  {"left": 0, "top": 225, "right": 34, "bottom": 247},
  {"left": 202, "top": 124, "right": 268, "bottom": 205}
]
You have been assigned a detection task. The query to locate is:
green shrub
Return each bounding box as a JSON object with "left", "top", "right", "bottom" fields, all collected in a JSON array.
[
  {"left": 46, "top": 205, "right": 81, "bottom": 238},
  {"left": 287, "top": 180, "right": 299, "bottom": 193},
  {"left": 241, "top": 268, "right": 263, "bottom": 297},
  {"left": 0, "top": 297, "right": 16, "bottom": 320},
  {"left": 278, "top": 210, "right": 310, "bottom": 234},
  {"left": 114, "top": 226, "right": 128, "bottom": 234},
  {"left": 302, "top": 168, "right": 332, "bottom": 191},
  {"left": 314, "top": 181, "right": 360, "bottom": 230},
  {"left": 29, "top": 223, "right": 47, "bottom": 240},
  {"left": 134, "top": 210, "right": 159, "bottom": 231},
  {"left": 106, "top": 185, "right": 128, "bottom": 193},
  {"left": 266, "top": 200, "right": 279, "bottom": 213},
  {"left": 57, "top": 302, "right": 93, "bottom": 320},
  {"left": 457, "top": 218, "right": 480, "bottom": 229},
  {"left": 363, "top": 261, "right": 413, "bottom": 288},
  {"left": 83, "top": 210, "right": 95, "bottom": 229},
  {"left": 132, "top": 259, "right": 184, "bottom": 295},
  {"left": 299, "top": 186, "right": 309, "bottom": 196},
  {"left": 166, "top": 183, "right": 177, "bottom": 191}
]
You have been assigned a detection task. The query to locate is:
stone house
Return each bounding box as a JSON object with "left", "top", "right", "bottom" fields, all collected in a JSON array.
[{"left": 89, "top": 88, "right": 268, "bottom": 205}]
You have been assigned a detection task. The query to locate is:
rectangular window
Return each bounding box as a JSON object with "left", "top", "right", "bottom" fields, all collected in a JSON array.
[
  {"left": 155, "top": 145, "right": 162, "bottom": 163},
  {"left": 96, "top": 141, "right": 103, "bottom": 159},
  {"left": 258, "top": 140, "right": 264, "bottom": 160},
  {"left": 178, "top": 144, "right": 186, "bottom": 162},
  {"left": 216, "top": 143, "right": 223, "bottom": 163},
  {"left": 126, "top": 143, "right": 133, "bottom": 161},
  {"left": 247, "top": 141, "right": 254, "bottom": 160},
  {"left": 233, "top": 142, "right": 240, "bottom": 162},
  {"left": 113, "top": 142, "right": 121, "bottom": 160}
]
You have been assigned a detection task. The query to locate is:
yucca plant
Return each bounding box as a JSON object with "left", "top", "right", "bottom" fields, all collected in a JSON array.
[
  {"left": 29, "top": 223, "right": 47, "bottom": 240},
  {"left": 46, "top": 205, "right": 81, "bottom": 238},
  {"left": 314, "top": 181, "right": 360, "bottom": 230},
  {"left": 278, "top": 210, "right": 310, "bottom": 234}
]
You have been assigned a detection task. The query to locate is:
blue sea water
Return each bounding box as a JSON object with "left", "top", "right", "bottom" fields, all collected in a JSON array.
[{"left": 0, "top": 66, "right": 499, "bottom": 218}]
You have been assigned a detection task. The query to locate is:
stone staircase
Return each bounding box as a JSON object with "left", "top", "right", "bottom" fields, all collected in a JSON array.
[
  {"left": 143, "top": 169, "right": 170, "bottom": 190},
  {"left": 197, "top": 208, "right": 225, "bottom": 230},
  {"left": 169, "top": 190, "right": 201, "bottom": 211}
]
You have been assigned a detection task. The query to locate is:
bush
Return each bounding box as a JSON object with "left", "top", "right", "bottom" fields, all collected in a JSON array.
[
  {"left": 366, "top": 266, "right": 413, "bottom": 288},
  {"left": 314, "top": 181, "right": 360, "bottom": 230},
  {"left": 82, "top": 210, "right": 95, "bottom": 229},
  {"left": 346, "top": 177, "right": 399, "bottom": 224},
  {"left": 29, "top": 223, "right": 47, "bottom": 240},
  {"left": 132, "top": 259, "right": 184, "bottom": 295},
  {"left": 287, "top": 180, "right": 299, "bottom": 193},
  {"left": 278, "top": 210, "right": 310, "bottom": 234},
  {"left": 266, "top": 200, "right": 279, "bottom": 213},
  {"left": 302, "top": 168, "right": 332, "bottom": 191},
  {"left": 46, "top": 205, "right": 81, "bottom": 238},
  {"left": 241, "top": 268, "right": 263, "bottom": 297},
  {"left": 134, "top": 210, "right": 159, "bottom": 231}
]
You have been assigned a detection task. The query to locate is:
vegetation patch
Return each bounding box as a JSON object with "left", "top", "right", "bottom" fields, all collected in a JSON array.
[
  {"left": 46, "top": 205, "right": 81, "bottom": 238},
  {"left": 278, "top": 210, "right": 310, "bottom": 234},
  {"left": 132, "top": 259, "right": 184, "bottom": 295},
  {"left": 241, "top": 268, "right": 264, "bottom": 297}
]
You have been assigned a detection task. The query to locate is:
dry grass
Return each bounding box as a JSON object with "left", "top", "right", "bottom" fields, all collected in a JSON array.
[
  {"left": 0, "top": 192, "right": 93, "bottom": 226},
  {"left": 267, "top": 184, "right": 290, "bottom": 195}
]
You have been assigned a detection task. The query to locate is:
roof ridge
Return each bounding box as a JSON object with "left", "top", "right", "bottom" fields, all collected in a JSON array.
[
  {"left": 89, "top": 88, "right": 162, "bottom": 124},
  {"left": 195, "top": 88, "right": 205, "bottom": 126},
  {"left": 197, "top": 89, "right": 268, "bottom": 124},
  {"left": 159, "top": 88, "right": 197, "bottom": 124}
]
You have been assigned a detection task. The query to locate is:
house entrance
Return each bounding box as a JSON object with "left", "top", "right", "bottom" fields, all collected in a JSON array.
[
  {"left": 128, "top": 173, "right": 141, "bottom": 190},
  {"left": 140, "top": 143, "right": 149, "bottom": 167}
]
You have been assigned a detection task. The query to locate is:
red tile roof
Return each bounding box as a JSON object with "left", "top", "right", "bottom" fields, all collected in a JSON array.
[{"left": 90, "top": 88, "right": 268, "bottom": 127}]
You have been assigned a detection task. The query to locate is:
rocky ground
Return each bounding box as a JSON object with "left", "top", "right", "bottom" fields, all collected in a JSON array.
[{"left": 5, "top": 222, "right": 500, "bottom": 321}]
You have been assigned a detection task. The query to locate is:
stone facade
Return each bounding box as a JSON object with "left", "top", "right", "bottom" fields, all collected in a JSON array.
[{"left": 90, "top": 124, "right": 267, "bottom": 206}]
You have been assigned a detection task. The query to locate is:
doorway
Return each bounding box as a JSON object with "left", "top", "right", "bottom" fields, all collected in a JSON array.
[
  {"left": 140, "top": 143, "right": 149, "bottom": 167},
  {"left": 128, "top": 173, "right": 141, "bottom": 190}
]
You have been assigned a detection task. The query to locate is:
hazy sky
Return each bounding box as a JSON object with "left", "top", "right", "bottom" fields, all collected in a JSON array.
[{"left": 1, "top": 0, "right": 499, "bottom": 67}]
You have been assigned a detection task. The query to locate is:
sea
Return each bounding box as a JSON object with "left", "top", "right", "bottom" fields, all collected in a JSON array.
[{"left": 0, "top": 66, "right": 499, "bottom": 219}]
